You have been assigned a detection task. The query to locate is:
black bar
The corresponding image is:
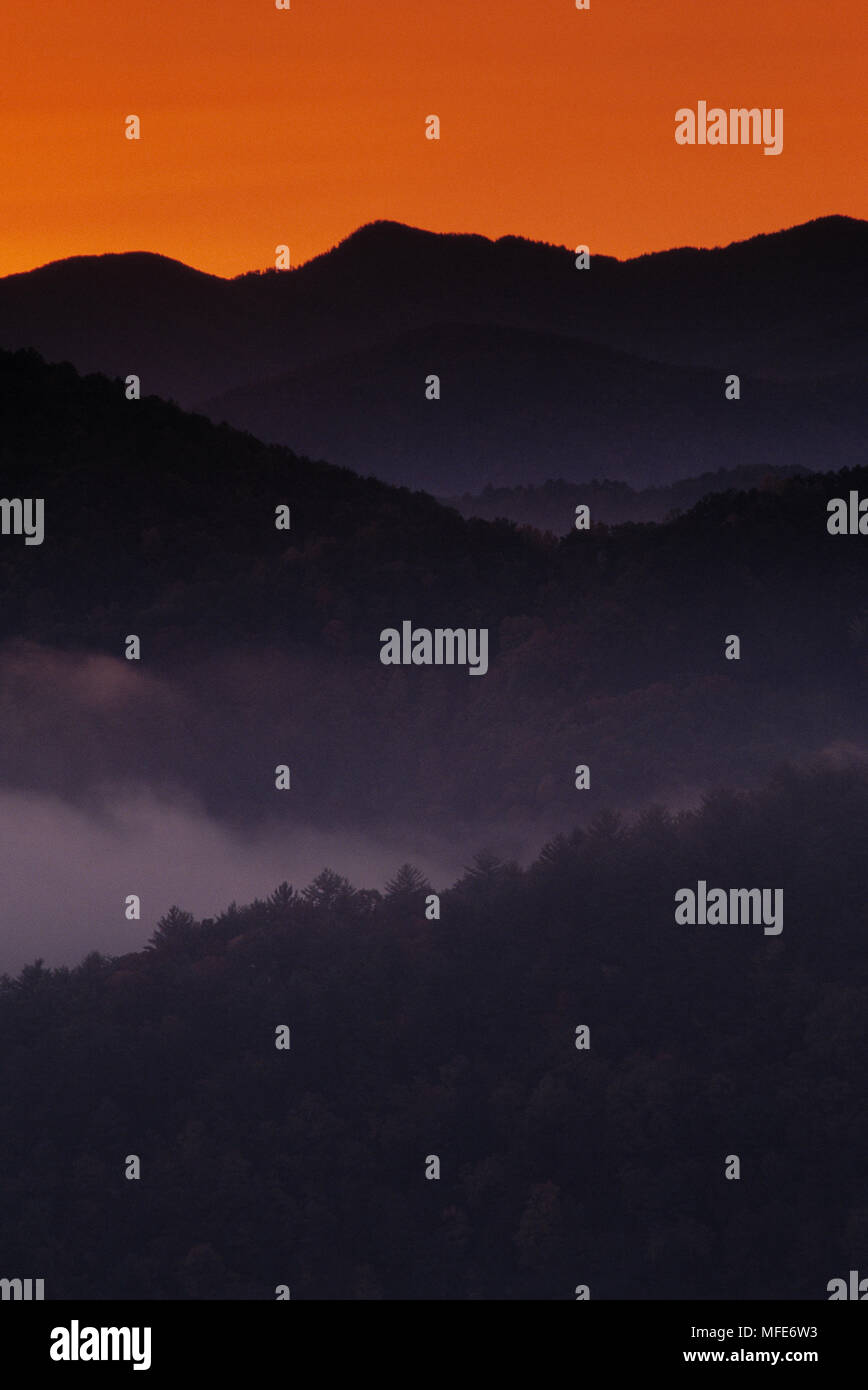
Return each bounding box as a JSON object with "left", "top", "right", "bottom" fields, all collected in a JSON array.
[{"left": 3, "top": 1299, "right": 863, "bottom": 1378}]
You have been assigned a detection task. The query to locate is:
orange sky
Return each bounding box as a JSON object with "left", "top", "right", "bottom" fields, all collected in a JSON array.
[{"left": 1, "top": 0, "right": 864, "bottom": 278}]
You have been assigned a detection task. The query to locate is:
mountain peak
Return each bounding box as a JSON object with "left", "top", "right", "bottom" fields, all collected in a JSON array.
[
  {"left": 5, "top": 249, "right": 221, "bottom": 287},
  {"left": 306, "top": 219, "right": 492, "bottom": 271}
]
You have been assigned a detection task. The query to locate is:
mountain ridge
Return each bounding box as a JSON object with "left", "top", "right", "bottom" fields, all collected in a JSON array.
[
  {"left": 13, "top": 212, "right": 860, "bottom": 282},
  {"left": 0, "top": 214, "right": 863, "bottom": 496}
]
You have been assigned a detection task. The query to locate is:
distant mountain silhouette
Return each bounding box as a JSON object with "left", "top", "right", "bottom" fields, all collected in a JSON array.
[
  {"left": 198, "top": 321, "right": 862, "bottom": 492},
  {"left": 444, "top": 464, "right": 810, "bottom": 532},
  {"left": 0, "top": 216, "right": 864, "bottom": 495}
]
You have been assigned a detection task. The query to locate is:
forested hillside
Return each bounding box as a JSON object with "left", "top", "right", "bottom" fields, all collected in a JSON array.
[
  {"left": 1, "top": 347, "right": 866, "bottom": 847},
  {"left": 1, "top": 764, "right": 864, "bottom": 1299}
]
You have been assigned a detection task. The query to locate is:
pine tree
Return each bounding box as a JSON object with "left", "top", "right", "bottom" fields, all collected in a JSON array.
[{"left": 384, "top": 864, "right": 431, "bottom": 898}]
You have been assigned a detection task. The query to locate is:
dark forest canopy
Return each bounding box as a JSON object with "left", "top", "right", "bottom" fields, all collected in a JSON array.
[{"left": 0, "top": 763, "right": 866, "bottom": 1299}]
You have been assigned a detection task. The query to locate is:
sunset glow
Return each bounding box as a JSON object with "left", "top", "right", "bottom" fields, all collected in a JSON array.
[{"left": 2, "top": 0, "right": 863, "bottom": 277}]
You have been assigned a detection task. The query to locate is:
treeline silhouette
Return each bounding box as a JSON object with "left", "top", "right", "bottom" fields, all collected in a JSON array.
[{"left": 0, "top": 762, "right": 865, "bottom": 1299}]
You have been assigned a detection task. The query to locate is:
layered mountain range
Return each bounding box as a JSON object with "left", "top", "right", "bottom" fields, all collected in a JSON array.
[{"left": 0, "top": 216, "right": 863, "bottom": 498}]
